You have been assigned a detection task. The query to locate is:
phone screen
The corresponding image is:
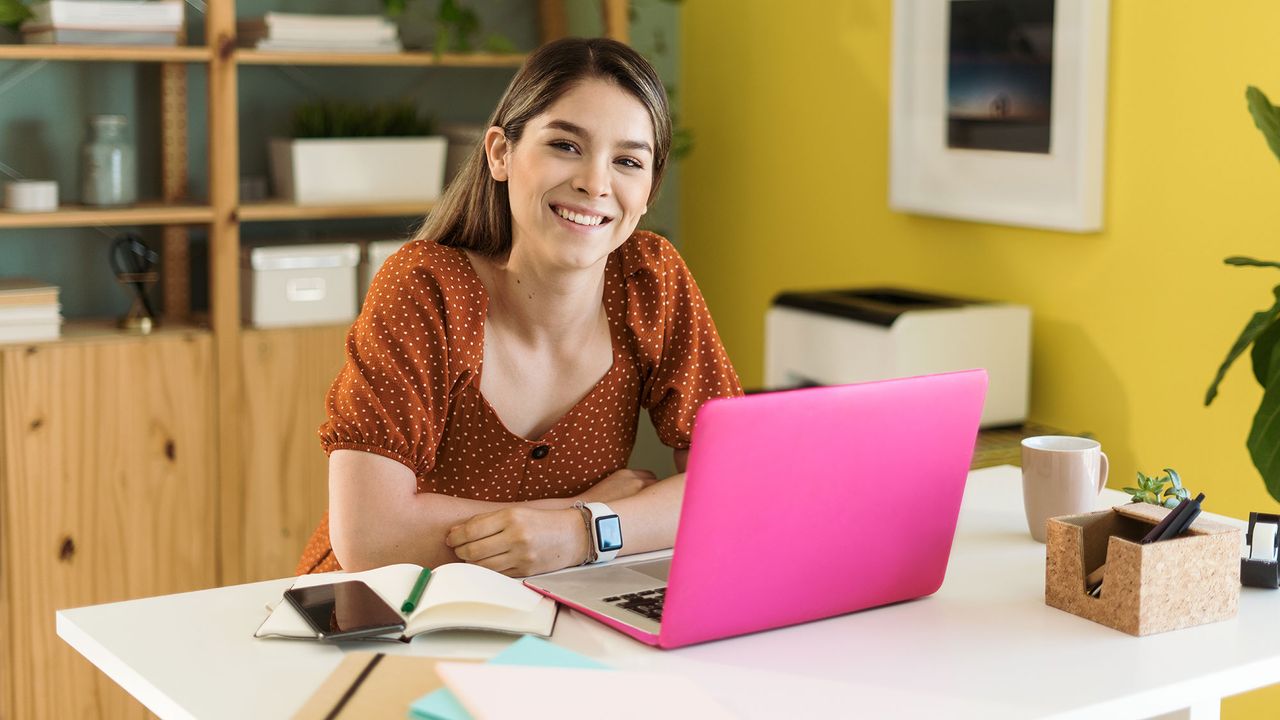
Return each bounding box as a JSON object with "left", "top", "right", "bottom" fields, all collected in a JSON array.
[{"left": 283, "top": 581, "right": 406, "bottom": 640}]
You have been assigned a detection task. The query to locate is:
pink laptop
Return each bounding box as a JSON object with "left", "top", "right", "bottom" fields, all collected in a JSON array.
[{"left": 524, "top": 369, "right": 988, "bottom": 649}]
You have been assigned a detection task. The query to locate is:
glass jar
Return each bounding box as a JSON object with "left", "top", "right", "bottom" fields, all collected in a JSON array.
[{"left": 81, "top": 114, "right": 136, "bottom": 207}]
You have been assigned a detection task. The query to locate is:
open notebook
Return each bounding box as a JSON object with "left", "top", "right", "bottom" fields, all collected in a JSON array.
[{"left": 254, "top": 563, "right": 557, "bottom": 641}]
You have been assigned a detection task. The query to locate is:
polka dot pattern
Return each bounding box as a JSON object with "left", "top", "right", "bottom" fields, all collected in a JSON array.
[{"left": 295, "top": 230, "right": 743, "bottom": 574}]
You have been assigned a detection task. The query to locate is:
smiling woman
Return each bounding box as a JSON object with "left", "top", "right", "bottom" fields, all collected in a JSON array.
[{"left": 296, "top": 38, "right": 742, "bottom": 579}]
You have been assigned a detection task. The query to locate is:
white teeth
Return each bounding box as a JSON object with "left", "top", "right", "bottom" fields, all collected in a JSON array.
[{"left": 555, "top": 206, "right": 605, "bottom": 226}]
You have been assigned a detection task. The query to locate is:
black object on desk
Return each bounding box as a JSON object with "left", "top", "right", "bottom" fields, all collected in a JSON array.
[{"left": 1241, "top": 512, "right": 1280, "bottom": 589}]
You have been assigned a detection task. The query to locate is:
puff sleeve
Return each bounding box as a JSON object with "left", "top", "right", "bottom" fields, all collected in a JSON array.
[
  {"left": 628, "top": 233, "right": 743, "bottom": 449},
  {"left": 317, "top": 249, "right": 455, "bottom": 477}
]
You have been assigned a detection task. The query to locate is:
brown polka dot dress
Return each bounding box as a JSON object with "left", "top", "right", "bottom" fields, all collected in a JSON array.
[{"left": 296, "top": 230, "right": 743, "bottom": 574}]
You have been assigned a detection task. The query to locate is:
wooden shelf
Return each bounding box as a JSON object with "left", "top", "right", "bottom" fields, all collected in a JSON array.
[
  {"left": 0, "top": 203, "right": 214, "bottom": 228},
  {"left": 0, "top": 202, "right": 213, "bottom": 226},
  {"left": 0, "top": 44, "right": 211, "bottom": 63},
  {"left": 234, "top": 50, "right": 526, "bottom": 68},
  {"left": 0, "top": 319, "right": 210, "bottom": 348},
  {"left": 239, "top": 200, "right": 433, "bottom": 222}
]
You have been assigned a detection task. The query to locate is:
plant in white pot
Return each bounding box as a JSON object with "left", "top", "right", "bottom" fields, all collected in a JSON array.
[{"left": 269, "top": 100, "right": 446, "bottom": 205}]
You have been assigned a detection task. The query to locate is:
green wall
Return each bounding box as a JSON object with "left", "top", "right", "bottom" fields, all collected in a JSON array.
[{"left": 0, "top": 0, "right": 682, "bottom": 317}]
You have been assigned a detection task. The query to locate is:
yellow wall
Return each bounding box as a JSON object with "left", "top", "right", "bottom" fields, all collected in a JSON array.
[{"left": 681, "top": 2, "right": 1280, "bottom": 717}]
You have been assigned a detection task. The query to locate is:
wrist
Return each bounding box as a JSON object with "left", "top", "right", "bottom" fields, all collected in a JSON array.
[{"left": 570, "top": 505, "right": 594, "bottom": 565}]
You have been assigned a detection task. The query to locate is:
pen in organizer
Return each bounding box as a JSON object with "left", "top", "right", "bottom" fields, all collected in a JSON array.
[
  {"left": 1088, "top": 492, "right": 1208, "bottom": 598},
  {"left": 401, "top": 567, "right": 432, "bottom": 613}
]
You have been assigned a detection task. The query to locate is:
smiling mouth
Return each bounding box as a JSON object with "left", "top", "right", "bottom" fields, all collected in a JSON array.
[{"left": 550, "top": 204, "right": 613, "bottom": 227}]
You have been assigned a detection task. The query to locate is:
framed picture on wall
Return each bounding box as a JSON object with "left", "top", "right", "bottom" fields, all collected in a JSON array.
[{"left": 889, "top": 0, "right": 1110, "bottom": 232}]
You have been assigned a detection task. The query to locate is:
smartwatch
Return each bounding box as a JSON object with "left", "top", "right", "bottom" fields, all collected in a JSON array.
[{"left": 584, "top": 502, "right": 623, "bottom": 563}]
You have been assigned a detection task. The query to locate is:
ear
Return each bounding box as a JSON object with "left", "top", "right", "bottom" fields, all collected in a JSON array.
[{"left": 484, "top": 126, "right": 511, "bottom": 182}]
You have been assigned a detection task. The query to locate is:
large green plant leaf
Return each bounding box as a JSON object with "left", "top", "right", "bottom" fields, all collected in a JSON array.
[
  {"left": 1226, "top": 256, "right": 1280, "bottom": 269},
  {"left": 1247, "top": 86, "right": 1280, "bottom": 166},
  {"left": 1247, "top": 342, "right": 1280, "bottom": 504},
  {"left": 1253, "top": 314, "right": 1280, "bottom": 386},
  {"left": 1206, "top": 285, "right": 1280, "bottom": 405}
]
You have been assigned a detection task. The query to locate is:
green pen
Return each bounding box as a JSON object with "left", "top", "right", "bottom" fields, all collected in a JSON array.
[{"left": 401, "top": 567, "right": 432, "bottom": 613}]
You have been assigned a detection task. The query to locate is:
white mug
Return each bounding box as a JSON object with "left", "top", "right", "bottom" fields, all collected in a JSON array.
[{"left": 1020, "top": 436, "right": 1109, "bottom": 542}]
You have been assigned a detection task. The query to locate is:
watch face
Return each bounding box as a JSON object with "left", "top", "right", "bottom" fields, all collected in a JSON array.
[{"left": 595, "top": 515, "right": 623, "bottom": 552}]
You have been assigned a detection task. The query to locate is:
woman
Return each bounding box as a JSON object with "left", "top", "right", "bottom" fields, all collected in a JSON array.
[{"left": 297, "top": 37, "right": 742, "bottom": 578}]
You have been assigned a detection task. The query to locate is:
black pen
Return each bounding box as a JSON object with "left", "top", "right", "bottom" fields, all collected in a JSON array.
[
  {"left": 1140, "top": 496, "right": 1195, "bottom": 544},
  {"left": 1158, "top": 493, "right": 1205, "bottom": 541}
]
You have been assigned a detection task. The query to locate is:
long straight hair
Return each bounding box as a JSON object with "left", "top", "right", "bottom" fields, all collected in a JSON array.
[{"left": 415, "top": 37, "right": 672, "bottom": 257}]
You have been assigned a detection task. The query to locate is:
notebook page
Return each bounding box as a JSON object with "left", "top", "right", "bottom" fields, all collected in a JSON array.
[{"left": 416, "top": 563, "right": 543, "bottom": 614}]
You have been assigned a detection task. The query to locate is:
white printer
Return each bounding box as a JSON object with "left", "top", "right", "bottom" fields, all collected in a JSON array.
[{"left": 765, "top": 287, "right": 1030, "bottom": 427}]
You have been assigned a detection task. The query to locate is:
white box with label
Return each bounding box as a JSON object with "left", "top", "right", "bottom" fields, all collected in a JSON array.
[{"left": 242, "top": 243, "right": 360, "bottom": 328}]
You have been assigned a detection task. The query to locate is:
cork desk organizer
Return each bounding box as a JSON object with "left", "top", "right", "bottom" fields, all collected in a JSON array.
[{"left": 1045, "top": 502, "right": 1241, "bottom": 636}]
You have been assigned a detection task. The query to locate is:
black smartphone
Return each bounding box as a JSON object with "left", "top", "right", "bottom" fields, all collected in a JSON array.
[{"left": 283, "top": 581, "right": 406, "bottom": 641}]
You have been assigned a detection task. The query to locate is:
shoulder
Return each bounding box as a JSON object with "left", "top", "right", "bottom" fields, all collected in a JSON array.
[
  {"left": 616, "top": 230, "right": 692, "bottom": 284},
  {"left": 365, "top": 239, "right": 486, "bottom": 318}
]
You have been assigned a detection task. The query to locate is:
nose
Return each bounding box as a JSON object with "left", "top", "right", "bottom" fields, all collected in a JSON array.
[{"left": 572, "top": 155, "right": 610, "bottom": 198}]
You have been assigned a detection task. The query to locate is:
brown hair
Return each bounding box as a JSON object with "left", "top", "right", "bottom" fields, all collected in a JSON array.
[{"left": 415, "top": 37, "right": 672, "bottom": 257}]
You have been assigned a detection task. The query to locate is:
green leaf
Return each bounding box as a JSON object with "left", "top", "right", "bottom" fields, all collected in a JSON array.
[
  {"left": 1225, "top": 256, "right": 1280, "bottom": 269},
  {"left": 1122, "top": 487, "right": 1139, "bottom": 494},
  {"left": 1163, "top": 467, "right": 1182, "bottom": 491},
  {"left": 1246, "top": 368, "right": 1280, "bottom": 503},
  {"left": 1247, "top": 86, "right": 1280, "bottom": 167},
  {"left": 1205, "top": 286, "right": 1280, "bottom": 405},
  {"left": 1252, "top": 314, "right": 1280, "bottom": 387},
  {"left": 0, "top": 0, "right": 34, "bottom": 30}
]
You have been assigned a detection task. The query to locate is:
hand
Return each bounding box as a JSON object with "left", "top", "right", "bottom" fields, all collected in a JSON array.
[
  {"left": 445, "top": 506, "right": 589, "bottom": 577},
  {"left": 577, "top": 468, "right": 658, "bottom": 504}
]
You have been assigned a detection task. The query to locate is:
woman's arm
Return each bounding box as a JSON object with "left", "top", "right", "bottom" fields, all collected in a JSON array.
[
  {"left": 328, "top": 449, "right": 655, "bottom": 571},
  {"left": 447, "top": 447, "right": 692, "bottom": 575}
]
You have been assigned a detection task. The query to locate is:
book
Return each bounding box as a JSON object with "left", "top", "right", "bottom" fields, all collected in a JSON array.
[
  {"left": 0, "top": 304, "right": 61, "bottom": 324},
  {"left": 263, "top": 12, "right": 391, "bottom": 31},
  {"left": 237, "top": 18, "right": 397, "bottom": 44},
  {"left": 254, "top": 563, "right": 557, "bottom": 641},
  {"left": 0, "top": 322, "right": 61, "bottom": 343},
  {"left": 409, "top": 635, "right": 607, "bottom": 720},
  {"left": 251, "top": 39, "right": 402, "bottom": 54},
  {"left": 0, "top": 277, "right": 58, "bottom": 307},
  {"left": 22, "top": 0, "right": 184, "bottom": 31},
  {"left": 22, "top": 28, "right": 179, "bottom": 45},
  {"left": 291, "top": 652, "right": 479, "bottom": 720}
]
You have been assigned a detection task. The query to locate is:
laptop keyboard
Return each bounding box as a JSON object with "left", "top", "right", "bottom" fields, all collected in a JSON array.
[{"left": 602, "top": 588, "right": 665, "bottom": 622}]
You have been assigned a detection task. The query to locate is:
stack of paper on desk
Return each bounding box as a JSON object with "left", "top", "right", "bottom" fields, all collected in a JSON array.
[
  {"left": 410, "top": 636, "right": 733, "bottom": 720},
  {"left": 254, "top": 563, "right": 556, "bottom": 641}
]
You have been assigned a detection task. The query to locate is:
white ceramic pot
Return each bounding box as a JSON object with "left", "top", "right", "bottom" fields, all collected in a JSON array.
[{"left": 268, "top": 136, "right": 447, "bottom": 205}]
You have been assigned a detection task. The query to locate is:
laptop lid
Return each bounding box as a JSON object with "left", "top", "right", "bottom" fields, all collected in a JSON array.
[{"left": 658, "top": 369, "right": 987, "bottom": 648}]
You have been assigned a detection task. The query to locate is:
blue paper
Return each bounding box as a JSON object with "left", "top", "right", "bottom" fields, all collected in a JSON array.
[{"left": 408, "top": 635, "right": 608, "bottom": 720}]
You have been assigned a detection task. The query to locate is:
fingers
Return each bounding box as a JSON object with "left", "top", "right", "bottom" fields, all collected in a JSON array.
[
  {"left": 469, "top": 551, "right": 516, "bottom": 575},
  {"left": 445, "top": 510, "right": 506, "bottom": 548},
  {"left": 452, "top": 531, "right": 510, "bottom": 564}
]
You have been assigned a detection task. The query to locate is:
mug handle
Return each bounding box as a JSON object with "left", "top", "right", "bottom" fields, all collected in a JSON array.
[{"left": 1096, "top": 451, "right": 1109, "bottom": 495}]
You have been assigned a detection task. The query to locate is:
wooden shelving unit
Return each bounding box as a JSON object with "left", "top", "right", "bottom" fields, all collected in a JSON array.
[
  {"left": 235, "top": 49, "right": 526, "bottom": 67},
  {"left": 0, "top": 44, "right": 211, "bottom": 62},
  {"left": 0, "top": 2, "right": 632, "bottom": 717},
  {"left": 0, "top": 202, "right": 215, "bottom": 228},
  {"left": 239, "top": 200, "right": 434, "bottom": 222}
]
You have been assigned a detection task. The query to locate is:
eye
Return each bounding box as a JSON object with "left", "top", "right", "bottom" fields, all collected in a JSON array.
[
  {"left": 550, "top": 140, "right": 579, "bottom": 154},
  {"left": 616, "top": 157, "right": 644, "bottom": 170}
]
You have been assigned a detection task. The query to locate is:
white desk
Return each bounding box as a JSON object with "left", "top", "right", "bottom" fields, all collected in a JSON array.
[{"left": 58, "top": 466, "right": 1280, "bottom": 720}]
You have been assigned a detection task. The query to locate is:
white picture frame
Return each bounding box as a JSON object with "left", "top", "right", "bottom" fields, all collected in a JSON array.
[{"left": 889, "top": 0, "right": 1110, "bottom": 232}]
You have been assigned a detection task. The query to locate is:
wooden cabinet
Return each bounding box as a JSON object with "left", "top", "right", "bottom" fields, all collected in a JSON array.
[
  {"left": 0, "top": 328, "right": 216, "bottom": 720},
  {"left": 236, "top": 325, "right": 348, "bottom": 583}
]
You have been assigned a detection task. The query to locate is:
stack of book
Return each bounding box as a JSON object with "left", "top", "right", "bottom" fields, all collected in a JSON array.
[
  {"left": 237, "top": 12, "right": 401, "bottom": 54},
  {"left": 0, "top": 278, "right": 62, "bottom": 343},
  {"left": 20, "top": 0, "right": 184, "bottom": 46}
]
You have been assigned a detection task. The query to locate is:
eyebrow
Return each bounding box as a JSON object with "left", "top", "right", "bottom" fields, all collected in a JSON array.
[{"left": 543, "top": 119, "right": 653, "bottom": 155}]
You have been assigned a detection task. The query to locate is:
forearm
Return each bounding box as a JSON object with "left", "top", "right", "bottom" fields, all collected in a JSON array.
[
  {"left": 608, "top": 472, "right": 685, "bottom": 556},
  {"left": 335, "top": 489, "right": 580, "bottom": 571}
]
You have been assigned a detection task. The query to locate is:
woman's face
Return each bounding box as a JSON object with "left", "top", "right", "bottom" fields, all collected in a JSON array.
[{"left": 486, "top": 78, "right": 655, "bottom": 271}]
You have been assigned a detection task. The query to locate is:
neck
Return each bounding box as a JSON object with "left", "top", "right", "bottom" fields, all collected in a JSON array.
[{"left": 471, "top": 248, "right": 607, "bottom": 344}]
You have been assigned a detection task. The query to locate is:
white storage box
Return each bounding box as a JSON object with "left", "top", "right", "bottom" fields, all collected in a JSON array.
[
  {"left": 765, "top": 287, "right": 1031, "bottom": 427},
  {"left": 242, "top": 243, "right": 360, "bottom": 328},
  {"left": 269, "top": 136, "right": 447, "bottom": 205},
  {"left": 362, "top": 238, "right": 410, "bottom": 303}
]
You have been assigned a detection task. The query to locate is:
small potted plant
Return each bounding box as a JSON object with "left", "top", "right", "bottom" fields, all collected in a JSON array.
[
  {"left": 1122, "top": 468, "right": 1191, "bottom": 508},
  {"left": 268, "top": 100, "right": 446, "bottom": 205}
]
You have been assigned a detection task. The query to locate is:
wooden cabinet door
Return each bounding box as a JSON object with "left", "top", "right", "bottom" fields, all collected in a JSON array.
[
  {"left": 236, "top": 325, "right": 348, "bottom": 583},
  {"left": 0, "top": 331, "right": 217, "bottom": 720}
]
